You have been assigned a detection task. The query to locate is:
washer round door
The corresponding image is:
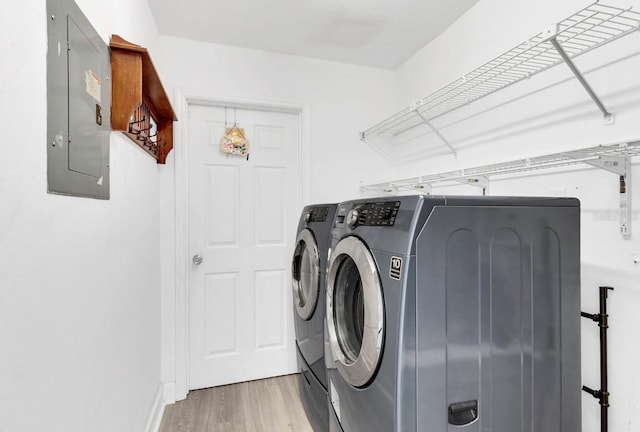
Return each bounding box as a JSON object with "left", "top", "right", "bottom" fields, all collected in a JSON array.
[
  {"left": 326, "top": 236, "right": 384, "bottom": 388},
  {"left": 292, "top": 229, "right": 320, "bottom": 320}
]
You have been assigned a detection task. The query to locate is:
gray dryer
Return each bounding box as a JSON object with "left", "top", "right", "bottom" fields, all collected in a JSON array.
[{"left": 292, "top": 203, "right": 337, "bottom": 432}]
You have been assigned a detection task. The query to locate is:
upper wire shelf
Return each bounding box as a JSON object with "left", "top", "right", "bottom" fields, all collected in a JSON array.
[
  {"left": 360, "top": 140, "right": 640, "bottom": 193},
  {"left": 361, "top": 2, "right": 640, "bottom": 144}
]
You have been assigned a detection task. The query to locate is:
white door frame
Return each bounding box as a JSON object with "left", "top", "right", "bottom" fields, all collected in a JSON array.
[{"left": 169, "top": 91, "right": 311, "bottom": 401}]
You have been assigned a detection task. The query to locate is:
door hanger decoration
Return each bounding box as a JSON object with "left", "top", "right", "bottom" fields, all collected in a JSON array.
[{"left": 220, "top": 107, "right": 250, "bottom": 159}]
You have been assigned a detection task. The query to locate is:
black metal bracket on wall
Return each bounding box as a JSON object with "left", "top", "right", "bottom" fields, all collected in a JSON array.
[{"left": 581, "top": 286, "right": 614, "bottom": 432}]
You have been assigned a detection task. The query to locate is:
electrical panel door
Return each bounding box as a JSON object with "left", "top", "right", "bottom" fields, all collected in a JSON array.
[{"left": 47, "top": 0, "right": 110, "bottom": 199}]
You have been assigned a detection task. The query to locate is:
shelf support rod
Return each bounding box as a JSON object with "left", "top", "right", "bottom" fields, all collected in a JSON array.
[
  {"left": 549, "top": 37, "right": 615, "bottom": 125},
  {"left": 414, "top": 110, "right": 458, "bottom": 158}
]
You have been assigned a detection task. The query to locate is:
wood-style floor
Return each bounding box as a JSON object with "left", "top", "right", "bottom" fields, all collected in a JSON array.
[{"left": 159, "top": 374, "right": 315, "bottom": 432}]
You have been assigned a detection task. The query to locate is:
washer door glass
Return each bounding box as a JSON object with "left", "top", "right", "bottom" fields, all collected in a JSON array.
[
  {"left": 327, "top": 236, "right": 384, "bottom": 388},
  {"left": 292, "top": 229, "right": 320, "bottom": 320}
]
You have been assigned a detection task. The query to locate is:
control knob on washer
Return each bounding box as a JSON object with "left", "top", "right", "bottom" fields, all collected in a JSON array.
[{"left": 346, "top": 208, "right": 360, "bottom": 228}]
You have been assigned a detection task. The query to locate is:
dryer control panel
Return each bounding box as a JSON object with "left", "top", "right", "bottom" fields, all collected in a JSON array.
[{"left": 306, "top": 206, "right": 331, "bottom": 223}]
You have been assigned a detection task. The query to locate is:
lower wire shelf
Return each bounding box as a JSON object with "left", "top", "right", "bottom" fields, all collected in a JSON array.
[{"left": 360, "top": 139, "right": 639, "bottom": 238}]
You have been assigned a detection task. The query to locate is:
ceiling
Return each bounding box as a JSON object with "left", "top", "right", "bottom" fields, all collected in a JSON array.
[{"left": 148, "top": 0, "right": 479, "bottom": 69}]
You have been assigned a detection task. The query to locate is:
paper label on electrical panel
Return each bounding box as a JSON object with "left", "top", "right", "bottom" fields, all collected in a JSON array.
[
  {"left": 85, "top": 69, "right": 101, "bottom": 103},
  {"left": 389, "top": 256, "right": 402, "bottom": 280}
]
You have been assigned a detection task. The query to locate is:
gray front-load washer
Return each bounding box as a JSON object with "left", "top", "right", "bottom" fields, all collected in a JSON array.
[
  {"left": 325, "top": 195, "right": 581, "bottom": 432},
  {"left": 292, "top": 203, "right": 337, "bottom": 431}
]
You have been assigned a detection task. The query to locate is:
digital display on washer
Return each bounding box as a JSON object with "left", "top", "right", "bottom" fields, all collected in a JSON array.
[{"left": 360, "top": 201, "right": 400, "bottom": 226}]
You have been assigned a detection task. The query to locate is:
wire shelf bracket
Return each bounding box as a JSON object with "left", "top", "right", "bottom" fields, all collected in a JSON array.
[
  {"left": 360, "top": 2, "right": 640, "bottom": 152},
  {"left": 360, "top": 140, "right": 639, "bottom": 239},
  {"left": 453, "top": 175, "right": 489, "bottom": 193}
]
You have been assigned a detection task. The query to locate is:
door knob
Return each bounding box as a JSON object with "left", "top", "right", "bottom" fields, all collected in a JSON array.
[{"left": 192, "top": 254, "right": 203, "bottom": 265}]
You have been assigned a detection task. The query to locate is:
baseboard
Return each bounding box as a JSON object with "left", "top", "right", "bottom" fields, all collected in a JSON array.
[
  {"left": 144, "top": 385, "right": 166, "bottom": 432},
  {"left": 163, "top": 381, "right": 177, "bottom": 404}
]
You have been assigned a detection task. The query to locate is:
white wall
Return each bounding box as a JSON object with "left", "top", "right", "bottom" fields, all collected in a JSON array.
[
  {"left": 0, "top": 1, "right": 163, "bottom": 431},
  {"left": 152, "top": 36, "right": 395, "bottom": 400},
  {"left": 156, "top": 36, "right": 395, "bottom": 203},
  {"left": 389, "top": 0, "right": 640, "bottom": 431}
]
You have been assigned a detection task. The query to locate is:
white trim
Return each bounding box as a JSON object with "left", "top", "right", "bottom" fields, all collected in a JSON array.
[
  {"left": 180, "top": 94, "right": 307, "bottom": 114},
  {"left": 162, "top": 381, "right": 176, "bottom": 405},
  {"left": 143, "top": 385, "right": 166, "bottom": 432},
  {"left": 173, "top": 91, "right": 190, "bottom": 401},
  {"left": 171, "top": 91, "right": 311, "bottom": 400},
  {"left": 300, "top": 102, "right": 312, "bottom": 206}
]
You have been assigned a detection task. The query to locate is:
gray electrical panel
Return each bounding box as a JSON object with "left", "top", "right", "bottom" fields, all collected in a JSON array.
[{"left": 47, "top": 0, "right": 110, "bottom": 199}]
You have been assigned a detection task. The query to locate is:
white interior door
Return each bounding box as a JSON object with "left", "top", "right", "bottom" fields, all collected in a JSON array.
[{"left": 187, "top": 104, "right": 301, "bottom": 390}]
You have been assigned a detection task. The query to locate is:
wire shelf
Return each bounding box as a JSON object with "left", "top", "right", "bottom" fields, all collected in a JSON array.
[
  {"left": 360, "top": 140, "right": 640, "bottom": 193},
  {"left": 361, "top": 2, "right": 640, "bottom": 142}
]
